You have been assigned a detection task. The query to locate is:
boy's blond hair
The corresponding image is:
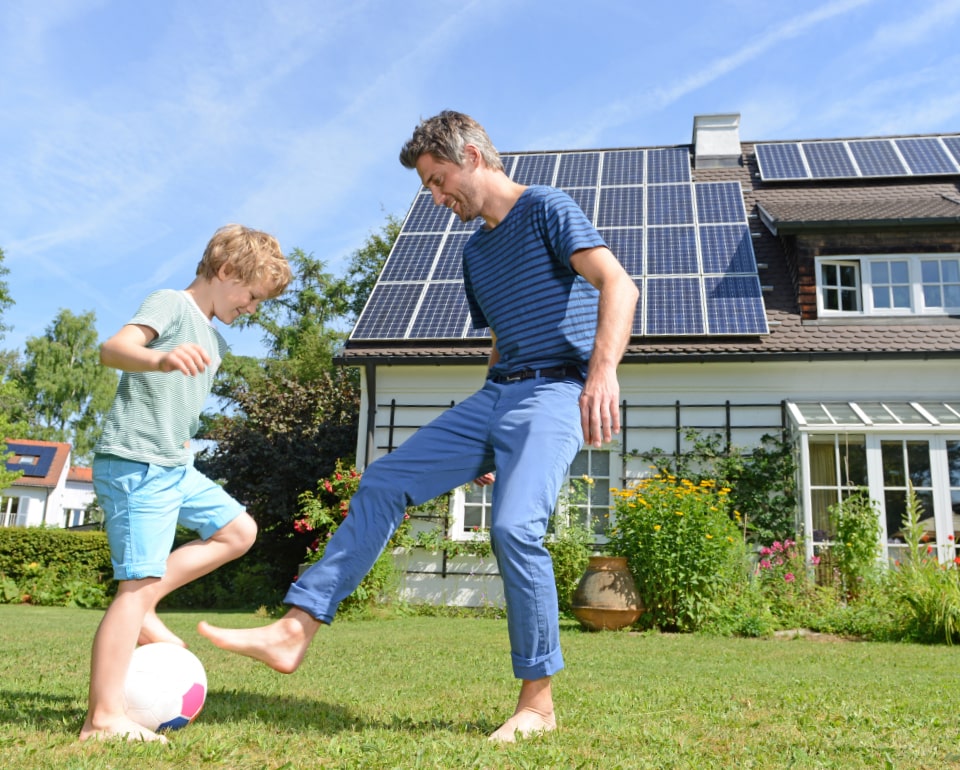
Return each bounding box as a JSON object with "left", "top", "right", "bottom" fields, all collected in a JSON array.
[{"left": 197, "top": 224, "right": 292, "bottom": 298}]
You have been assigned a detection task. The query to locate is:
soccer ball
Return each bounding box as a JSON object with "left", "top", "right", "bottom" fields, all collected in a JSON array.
[{"left": 124, "top": 643, "right": 207, "bottom": 731}]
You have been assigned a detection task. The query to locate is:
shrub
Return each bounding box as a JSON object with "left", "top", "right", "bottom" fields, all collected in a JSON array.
[
  {"left": 828, "top": 490, "right": 882, "bottom": 600},
  {"left": 887, "top": 486, "right": 960, "bottom": 644},
  {"left": 545, "top": 516, "right": 592, "bottom": 616},
  {"left": 606, "top": 472, "right": 747, "bottom": 632}
]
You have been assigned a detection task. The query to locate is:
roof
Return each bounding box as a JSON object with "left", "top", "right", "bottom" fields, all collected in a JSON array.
[
  {"left": 68, "top": 466, "right": 93, "bottom": 484},
  {"left": 340, "top": 124, "right": 960, "bottom": 367},
  {"left": 4, "top": 438, "right": 72, "bottom": 489}
]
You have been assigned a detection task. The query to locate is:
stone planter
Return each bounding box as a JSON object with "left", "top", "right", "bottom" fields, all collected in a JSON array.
[{"left": 571, "top": 555, "right": 643, "bottom": 631}]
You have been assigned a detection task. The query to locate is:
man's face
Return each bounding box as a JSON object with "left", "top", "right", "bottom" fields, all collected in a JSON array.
[{"left": 415, "top": 152, "right": 480, "bottom": 222}]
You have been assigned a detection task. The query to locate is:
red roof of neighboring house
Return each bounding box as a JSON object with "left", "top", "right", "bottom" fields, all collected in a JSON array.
[
  {"left": 4, "top": 438, "right": 72, "bottom": 489},
  {"left": 68, "top": 466, "right": 93, "bottom": 483}
]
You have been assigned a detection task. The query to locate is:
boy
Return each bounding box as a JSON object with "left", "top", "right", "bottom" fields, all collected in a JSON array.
[{"left": 79, "top": 224, "right": 291, "bottom": 742}]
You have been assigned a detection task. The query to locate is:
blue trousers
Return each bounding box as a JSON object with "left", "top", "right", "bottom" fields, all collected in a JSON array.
[{"left": 285, "top": 375, "right": 584, "bottom": 680}]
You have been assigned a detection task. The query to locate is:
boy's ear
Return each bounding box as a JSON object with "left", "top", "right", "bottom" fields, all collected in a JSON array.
[{"left": 217, "top": 263, "right": 235, "bottom": 281}]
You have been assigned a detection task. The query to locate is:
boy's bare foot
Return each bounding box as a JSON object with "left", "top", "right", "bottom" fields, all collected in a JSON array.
[
  {"left": 138, "top": 611, "right": 186, "bottom": 647},
  {"left": 488, "top": 708, "right": 557, "bottom": 742},
  {"left": 79, "top": 716, "right": 169, "bottom": 743},
  {"left": 197, "top": 609, "right": 320, "bottom": 674}
]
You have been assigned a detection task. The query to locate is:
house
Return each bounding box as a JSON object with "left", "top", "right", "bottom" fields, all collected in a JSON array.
[
  {"left": 1, "top": 439, "right": 97, "bottom": 529},
  {"left": 339, "top": 113, "right": 960, "bottom": 604}
]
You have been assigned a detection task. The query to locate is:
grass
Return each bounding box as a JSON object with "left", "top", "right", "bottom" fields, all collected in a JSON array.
[{"left": 2, "top": 605, "right": 960, "bottom": 769}]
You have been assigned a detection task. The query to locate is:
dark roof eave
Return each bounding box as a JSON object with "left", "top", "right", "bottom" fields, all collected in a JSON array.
[
  {"left": 336, "top": 347, "right": 960, "bottom": 368},
  {"left": 775, "top": 217, "right": 960, "bottom": 233}
]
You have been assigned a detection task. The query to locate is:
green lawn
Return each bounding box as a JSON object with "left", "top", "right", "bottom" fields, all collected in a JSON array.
[{"left": 2, "top": 605, "right": 959, "bottom": 769}]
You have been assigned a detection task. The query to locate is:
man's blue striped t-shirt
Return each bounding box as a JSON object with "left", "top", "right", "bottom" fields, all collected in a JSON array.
[{"left": 462, "top": 185, "right": 606, "bottom": 378}]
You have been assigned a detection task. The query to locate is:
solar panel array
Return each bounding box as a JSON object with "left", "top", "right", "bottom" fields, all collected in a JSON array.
[
  {"left": 352, "top": 147, "right": 768, "bottom": 340},
  {"left": 5, "top": 443, "right": 56, "bottom": 478},
  {"left": 755, "top": 136, "right": 960, "bottom": 181}
]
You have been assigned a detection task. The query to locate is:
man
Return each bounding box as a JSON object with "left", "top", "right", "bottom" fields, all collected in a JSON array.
[{"left": 199, "top": 111, "right": 638, "bottom": 742}]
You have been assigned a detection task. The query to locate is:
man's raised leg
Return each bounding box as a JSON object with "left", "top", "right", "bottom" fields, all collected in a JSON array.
[{"left": 198, "top": 607, "right": 321, "bottom": 674}]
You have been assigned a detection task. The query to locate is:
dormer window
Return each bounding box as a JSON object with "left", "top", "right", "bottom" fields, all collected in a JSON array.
[{"left": 817, "top": 255, "right": 960, "bottom": 316}]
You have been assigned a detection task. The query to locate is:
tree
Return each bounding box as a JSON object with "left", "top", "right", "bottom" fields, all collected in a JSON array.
[
  {"left": 344, "top": 214, "right": 401, "bottom": 320},
  {"left": 195, "top": 368, "right": 360, "bottom": 585},
  {"left": 0, "top": 248, "right": 15, "bottom": 342},
  {"left": 18, "top": 309, "right": 117, "bottom": 462}
]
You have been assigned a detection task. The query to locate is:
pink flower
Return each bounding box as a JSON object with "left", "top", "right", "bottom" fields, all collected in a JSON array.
[
  {"left": 759, "top": 547, "right": 772, "bottom": 556},
  {"left": 784, "top": 573, "right": 795, "bottom": 582},
  {"left": 811, "top": 555, "right": 821, "bottom": 565},
  {"left": 759, "top": 559, "right": 772, "bottom": 570}
]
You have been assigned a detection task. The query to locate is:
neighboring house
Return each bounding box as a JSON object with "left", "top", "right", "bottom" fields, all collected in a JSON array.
[
  {"left": 338, "top": 113, "right": 960, "bottom": 605},
  {"left": 1, "top": 439, "right": 97, "bottom": 529}
]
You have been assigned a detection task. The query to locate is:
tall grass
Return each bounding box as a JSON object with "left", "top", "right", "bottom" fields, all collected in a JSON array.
[{"left": 3, "top": 605, "right": 960, "bottom": 769}]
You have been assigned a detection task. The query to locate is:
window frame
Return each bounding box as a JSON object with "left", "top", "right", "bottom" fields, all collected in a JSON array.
[{"left": 815, "top": 254, "right": 960, "bottom": 317}]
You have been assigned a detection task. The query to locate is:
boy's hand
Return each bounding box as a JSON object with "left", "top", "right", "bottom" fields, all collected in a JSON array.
[{"left": 159, "top": 343, "right": 212, "bottom": 376}]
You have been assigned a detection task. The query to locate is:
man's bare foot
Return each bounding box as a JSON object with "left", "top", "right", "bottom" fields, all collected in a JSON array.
[
  {"left": 138, "top": 611, "right": 186, "bottom": 647},
  {"left": 79, "top": 716, "right": 168, "bottom": 743},
  {"left": 197, "top": 609, "right": 320, "bottom": 674},
  {"left": 488, "top": 708, "right": 557, "bottom": 743}
]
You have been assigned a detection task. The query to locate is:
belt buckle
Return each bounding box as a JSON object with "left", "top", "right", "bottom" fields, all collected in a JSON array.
[{"left": 503, "top": 371, "right": 525, "bottom": 383}]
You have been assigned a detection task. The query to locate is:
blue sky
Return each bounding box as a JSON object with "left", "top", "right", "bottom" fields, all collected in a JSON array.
[{"left": 1, "top": 0, "right": 958, "bottom": 358}]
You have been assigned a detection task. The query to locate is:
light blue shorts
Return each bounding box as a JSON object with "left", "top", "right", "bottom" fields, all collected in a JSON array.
[{"left": 93, "top": 454, "right": 245, "bottom": 581}]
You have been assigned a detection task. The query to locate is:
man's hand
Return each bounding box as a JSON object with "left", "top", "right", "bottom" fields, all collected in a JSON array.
[
  {"left": 473, "top": 472, "right": 496, "bottom": 486},
  {"left": 579, "top": 367, "right": 621, "bottom": 448}
]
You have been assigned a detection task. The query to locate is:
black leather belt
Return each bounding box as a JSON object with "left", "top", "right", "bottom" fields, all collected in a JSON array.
[{"left": 491, "top": 365, "right": 584, "bottom": 384}]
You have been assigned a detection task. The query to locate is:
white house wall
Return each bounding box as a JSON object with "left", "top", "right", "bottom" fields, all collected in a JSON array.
[{"left": 356, "top": 358, "right": 957, "bottom": 471}]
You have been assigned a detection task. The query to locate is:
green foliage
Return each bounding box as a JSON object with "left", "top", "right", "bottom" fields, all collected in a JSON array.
[
  {"left": 754, "top": 538, "right": 837, "bottom": 630},
  {"left": 0, "top": 247, "right": 15, "bottom": 340},
  {"left": 606, "top": 472, "right": 747, "bottom": 632},
  {"left": 545, "top": 516, "right": 592, "bottom": 615},
  {"left": 828, "top": 489, "right": 882, "bottom": 599},
  {"left": 196, "top": 368, "right": 360, "bottom": 589},
  {"left": 638, "top": 430, "right": 797, "bottom": 544},
  {"left": 0, "top": 528, "right": 113, "bottom": 608},
  {"left": 295, "top": 460, "right": 418, "bottom": 617},
  {"left": 887, "top": 485, "right": 960, "bottom": 644},
  {"left": 17, "top": 308, "right": 117, "bottom": 462}
]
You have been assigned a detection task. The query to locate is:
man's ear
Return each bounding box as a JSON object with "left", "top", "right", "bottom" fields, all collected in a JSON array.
[{"left": 463, "top": 143, "right": 483, "bottom": 169}]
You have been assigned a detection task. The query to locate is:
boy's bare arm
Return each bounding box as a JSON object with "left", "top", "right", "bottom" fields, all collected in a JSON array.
[{"left": 100, "top": 323, "right": 211, "bottom": 376}]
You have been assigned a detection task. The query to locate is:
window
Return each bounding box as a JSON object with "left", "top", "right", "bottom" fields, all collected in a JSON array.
[
  {"left": 450, "top": 448, "right": 614, "bottom": 542},
  {"left": 820, "top": 261, "right": 860, "bottom": 311},
  {"left": 0, "top": 496, "right": 20, "bottom": 528},
  {"left": 881, "top": 439, "right": 936, "bottom": 564},
  {"left": 807, "top": 434, "right": 867, "bottom": 547},
  {"left": 817, "top": 255, "right": 960, "bottom": 317},
  {"left": 560, "top": 449, "right": 613, "bottom": 537}
]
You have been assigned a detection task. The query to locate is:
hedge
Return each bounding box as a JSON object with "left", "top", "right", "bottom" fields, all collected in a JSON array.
[{"left": 0, "top": 528, "right": 113, "bottom": 581}]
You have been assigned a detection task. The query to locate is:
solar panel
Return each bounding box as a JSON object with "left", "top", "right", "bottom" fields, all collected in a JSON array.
[
  {"left": 848, "top": 139, "right": 907, "bottom": 177},
  {"left": 596, "top": 186, "right": 644, "bottom": 228},
  {"left": 5, "top": 444, "right": 57, "bottom": 478},
  {"left": 647, "top": 148, "right": 691, "bottom": 183},
  {"left": 756, "top": 135, "right": 960, "bottom": 181},
  {"left": 405, "top": 193, "right": 453, "bottom": 233},
  {"left": 599, "top": 228, "right": 643, "bottom": 276},
  {"left": 379, "top": 234, "right": 442, "bottom": 282},
  {"left": 695, "top": 182, "right": 745, "bottom": 224},
  {"left": 699, "top": 225, "right": 756, "bottom": 273},
  {"left": 646, "top": 277, "right": 704, "bottom": 335},
  {"left": 705, "top": 276, "right": 767, "bottom": 334},
  {"left": 755, "top": 143, "right": 807, "bottom": 180},
  {"left": 511, "top": 154, "right": 558, "bottom": 185},
  {"left": 352, "top": 145, "right": 768, "bottom": 341},
  {"left": 647, "top": 184, "right": 694, "bottom": 225},
  {"left": 601, "top": 149, "right": 644, "bottom": 185},
  {"left": 556, "top": 152, "right": 600, "bottom": 187},
  {"left": 895, "top": 137, "right": 958, "bottom": 175},
  {"left": 945, "top": 137, "right": 960, "bottom": 167},
  {"left": 646, "top": 227, "right": 698, "bottom": 274},
  {"left": 408, "top": 283, "right": 471, "bottom": 338},
  {"left": 802, "top": 141, "right": 857, "bottom": 178},
  {"left": 352, "top": 283, "right": 423, "bottom": 339}
]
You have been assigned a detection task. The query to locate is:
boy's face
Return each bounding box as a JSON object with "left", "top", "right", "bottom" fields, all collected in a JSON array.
[{"left": 212, "top": 274, "right": 273, "bottom": 324}]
